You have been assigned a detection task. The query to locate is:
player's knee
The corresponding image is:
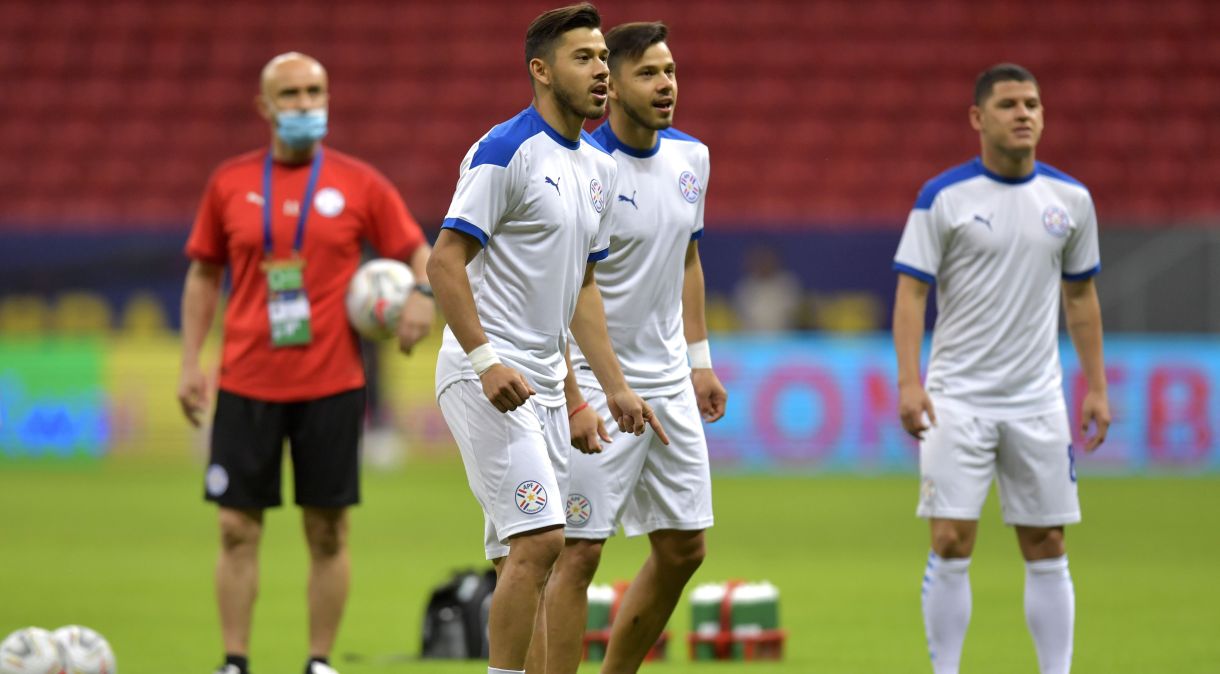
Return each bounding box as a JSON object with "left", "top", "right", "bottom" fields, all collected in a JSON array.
[
  {"left": 654, "top": 531, "right": 706, "bottom": 577},
  {"left": 560, "top": 539, "right": 605, "bottom": 583},
  {"left": 303, "top": 510, "right": 348, "bottom": 559},
  {"left": 510, "top": 526, "right": 565, "bottom": 579},
  {"left": 930, "top": 525, "right": 975, "bottom": 558},
  {"left": 306, "top": 526, "right": 345, "bottom": 558},
  {"left": 218, "top": 509, "right": 262, "bottom": 552},
  {"left": 1018, "top": 526, "right": 1065, "bottom": 559}
]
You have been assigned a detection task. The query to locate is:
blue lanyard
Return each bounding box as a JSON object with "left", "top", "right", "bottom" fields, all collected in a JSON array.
[{"left": 262, "top": 148, "right": 324, "bottom": 256}]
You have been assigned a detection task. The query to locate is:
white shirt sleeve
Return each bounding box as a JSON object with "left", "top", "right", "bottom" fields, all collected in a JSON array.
[
  {"left": 1063, "top": 196, "right": 1101, "bottom": 279},
  {"left": 692, "top": 145, "right": 710, "bottom": 239},
  {"left": 589, "top": 165, "right": 615, "bottom": 260},
  {"left": 441, "top": 146, "right": 522, "bottom": 247},
  {"left": 893, "top": 196, "right": 947, "bottom": 284}
]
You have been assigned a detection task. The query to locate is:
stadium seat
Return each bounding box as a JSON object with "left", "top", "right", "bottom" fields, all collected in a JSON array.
[{"left": 1, "top": 0, "right": 1217, "bottom": 227}]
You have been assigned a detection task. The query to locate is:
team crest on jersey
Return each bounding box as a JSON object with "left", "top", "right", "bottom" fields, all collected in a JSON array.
[
  {"left": 515, "top": 480, "right": 548, "bottom": 515},
  {"left": 589, "top": 179, "right": 606, "bottom": 213},
  {"left": 565, "top": 493, "right": 592, "bottom": 527},
  {"left": 679, "top": 171, "right": 701, "bottom": 203},
  {"left": 1042, "top": 205, "right": 1071, "bottom": 238},
  {"left": 314, "top": 187, "right": 345, "bottom": 218}
]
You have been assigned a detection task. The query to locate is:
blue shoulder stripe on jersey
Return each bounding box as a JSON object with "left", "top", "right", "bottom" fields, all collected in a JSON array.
[
  {"left": 441, "top": 217, "right": 488, "bottom": 247},
  {"left": 588, "top": 248, "right": 610, "bottom": 262},
  {"left": 690, "top": 229, "right": 705, "bottom": 241},
  {"left": 591, "top": 123, "right": 660, "bottom": 158},
  {"left": 1036, "top": 162, "right": 1088, "bottom": 190},
  {"left": 893, "top": 262, "right": 936, "bottom": 285},
  {"left": 914, "top": 159, "right": 985, "bottom": 210},
  {"left": 581, "top": 129, "right": 612, "bottom": 156},
  {"left": 1062, "top": 263, "right": 1101, "bottom": 281},
  {"left": 471, "top": 107, "right": 579, "bottom": 168},
  {"left": 659, "top": 127, "right": 702, "bottom": 144}
]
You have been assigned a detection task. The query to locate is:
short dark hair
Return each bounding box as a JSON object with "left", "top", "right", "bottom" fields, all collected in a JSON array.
[
  {"left": 605, "top": 21, "right": 669, "bottom": 73},
  {"left": 525, "top": 3, "right": 602, "bottom": 67},
  {"left": 974, "top": 63, "right": 1039, "bottom": 105}
]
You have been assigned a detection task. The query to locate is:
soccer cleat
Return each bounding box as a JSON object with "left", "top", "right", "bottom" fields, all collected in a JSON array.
[
  {"left": 213, "top": 665, "right": 243, "bottom": 674},
  {"left": 307, "top": 662, "right": 339, "bottom": 674}
]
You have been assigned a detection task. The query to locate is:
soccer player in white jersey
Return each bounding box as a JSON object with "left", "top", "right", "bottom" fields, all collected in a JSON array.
[
  {"left": 427, "top": 5, "right": 668, "bottom": 674},
  {"left": 892, "top": 63, "right": 1111, "bottom": 674},
  {"left": 542, "top": 22, "right": 728, "bottom": 674}
]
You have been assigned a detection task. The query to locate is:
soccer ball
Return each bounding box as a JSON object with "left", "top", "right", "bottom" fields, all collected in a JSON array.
[
  {"left": 345, "top": 258, "right": 415, "bottom": 340},
  {"left": 52, "top": 626, "right": 115, "bottom": 674},
  {"left": 0, "top": 627, "right": 64, "bottom": 674}
]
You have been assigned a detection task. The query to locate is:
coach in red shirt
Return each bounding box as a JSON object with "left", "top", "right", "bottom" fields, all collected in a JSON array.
[{"left": 178, "top": 52, "right": 431, "bottom": 674}]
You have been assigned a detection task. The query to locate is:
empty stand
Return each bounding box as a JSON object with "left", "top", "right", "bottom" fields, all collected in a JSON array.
[{"left": 0, "top": 0, "right": 1217, "bottom": 229}]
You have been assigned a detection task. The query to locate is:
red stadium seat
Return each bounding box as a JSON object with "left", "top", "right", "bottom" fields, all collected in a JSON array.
[{"left": 1, "top": 0, "right": 1218, "bottom": 226}]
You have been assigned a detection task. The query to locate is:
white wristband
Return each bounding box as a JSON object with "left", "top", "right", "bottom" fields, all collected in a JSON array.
[
  {"left": 688, "top": 339, "right": 712, "bottom": 369},
  {"left": 468, "top": 343, "right": 501, "bottom": 375}
]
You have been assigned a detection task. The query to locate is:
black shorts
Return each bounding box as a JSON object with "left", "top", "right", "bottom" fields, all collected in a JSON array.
[{"left": 204, "top": 387, "right": 366, "bottom": 509}]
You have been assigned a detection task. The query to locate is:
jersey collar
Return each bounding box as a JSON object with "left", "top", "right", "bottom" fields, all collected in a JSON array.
[
  {"left": 976, "top": 157, "right": 1037, "bottom": 185},
  {"left": 526, "top": 106, "right": 581, "bottom": 150},
  {"left": 596, "top": 124, "right": 661, "bottom": 159}
]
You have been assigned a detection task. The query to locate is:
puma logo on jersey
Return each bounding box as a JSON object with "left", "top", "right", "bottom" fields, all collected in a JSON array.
[
  {"left": 972, "top": 213, "right": 993, "bottom": 230},
  {"left": 545, "top": 176, "right": 561, "bottom": 195},
  {"left": 246, "top": 191, "right": 265, "bottom": 206},
  {"left": 617, "top": 191, "right": 638, "bottom": 210}
]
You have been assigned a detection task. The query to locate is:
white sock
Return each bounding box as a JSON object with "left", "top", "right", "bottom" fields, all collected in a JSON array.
[
  {"left": 922, "top": 552, "right": 972, "bottom": 674},
  {"left": 1025, "top": 555, "right": 1074, "bottom": 674},
  {"left": 488, "top": 668, "right": 524, "bottom": 674}
]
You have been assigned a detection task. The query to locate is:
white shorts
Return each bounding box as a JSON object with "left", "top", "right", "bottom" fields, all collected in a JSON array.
[
  {"left": 917, "top": 401, "right": 1081, "bottom": 527},
  {"left": 438, "top": 379, "right": 571, "bottom": 560},
  {"left": 565, "top": 385, "right": 714, "bottom": 539}
]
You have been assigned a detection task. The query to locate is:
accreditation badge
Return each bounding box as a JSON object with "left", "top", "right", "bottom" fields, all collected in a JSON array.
[{"left": 264, "top": 258, "right": 312, "bottom": 347}]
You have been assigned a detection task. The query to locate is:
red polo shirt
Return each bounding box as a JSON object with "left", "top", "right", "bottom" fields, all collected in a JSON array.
[{"left": 186, "top": 146, "right": 425, "bottom": 402}]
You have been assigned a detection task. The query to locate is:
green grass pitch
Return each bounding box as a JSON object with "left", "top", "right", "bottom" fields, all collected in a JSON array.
[{"left": 2, "top": 455, "right": 1218, "bottom": 673}]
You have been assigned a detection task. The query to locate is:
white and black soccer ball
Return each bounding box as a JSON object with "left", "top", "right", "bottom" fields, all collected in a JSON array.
[
  {"left": 0, "top": 627, "right": 64, "bottom": 674},
  {"left": 52, "top": 626, "right": 115, "bottom": 674},
  {"left": 345, "top": 258, "right": 416, "bottom": 340}
]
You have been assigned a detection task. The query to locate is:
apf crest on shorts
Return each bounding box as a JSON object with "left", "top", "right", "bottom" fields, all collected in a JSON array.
[
  {"left": 589, "top": 178, "right": 606, "bottom": 213},
  {"left": 515, "top": 480, "right": 548, "bottom": 515},
  {"left": 565, "top": 493, "right": 592, "bottom": 528},
  {"left": 679, "top": 170, "right": 701, "bottom": 203},
  {"left": 919, "top": 477, "right": 936, "bottom": 510},
  {"left": 1041, "top": 205, "right": 1071, "bottom": 238},
  {"left": 206, "top": 464, "right": 229, "bottom": 497}
]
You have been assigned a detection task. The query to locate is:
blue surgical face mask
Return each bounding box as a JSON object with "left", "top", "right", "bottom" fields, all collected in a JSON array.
[{"left": 275, "top": 108, "right": 328, "bottom": 148}]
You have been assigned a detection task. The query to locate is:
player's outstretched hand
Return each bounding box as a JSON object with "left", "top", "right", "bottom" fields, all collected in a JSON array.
[
  {"left": 691, "top": 368, "right": 728, "bottom": 422},
  {"left": 898, "top": 382, "right": 937, "bottom": 441},
  {"left": 480, "top": 363, "right": 535, "bottom": 413},
  {"left": 177, "top": 363, "right": 209, "bottom": 428},
  {"left": 569, "top": 403, "right": 611, "bottom": 454},
  {"left": 396, "top": 292, "right": 434, "bottom": 355},
  {"left": 1079, "top": 389, "right": 1111, "bottom": 452},
  {"left": 607, "top": 389, "right": 670, "bottom": 445}
]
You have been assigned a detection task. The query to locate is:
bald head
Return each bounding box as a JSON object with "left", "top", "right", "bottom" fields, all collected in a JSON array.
[
  {"left": 256, "top": 51, "right": 329, "bottom": 131},
  {"left": 260, "top": 52, "right": 327, "bottom": 96}
]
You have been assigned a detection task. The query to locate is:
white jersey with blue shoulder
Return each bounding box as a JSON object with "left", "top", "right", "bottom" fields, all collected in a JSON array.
[
  {"left": 570, "top": 124, "right": 710, "bottom": 396},
  {"left": 893, "top": 157, "right": 1100, "bottom": 418},
  {"left": 436, "top": 106, "right": 618, "bottom": 406}
]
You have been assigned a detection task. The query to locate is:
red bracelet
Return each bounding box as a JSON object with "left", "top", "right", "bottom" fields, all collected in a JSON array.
[{"left": 568, "top": 402, "right": 590, "bottom": 419}]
